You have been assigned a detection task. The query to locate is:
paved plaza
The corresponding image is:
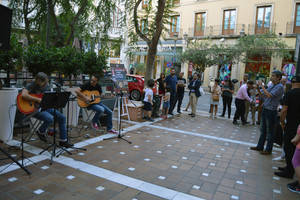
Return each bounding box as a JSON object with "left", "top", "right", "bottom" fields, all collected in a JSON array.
[{"left": 0, "top": 111, "right": 299, "bottom": 200}]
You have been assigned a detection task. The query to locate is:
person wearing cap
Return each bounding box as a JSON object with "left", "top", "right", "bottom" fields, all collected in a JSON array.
[
  {"left": 274, "top": 76, "right": 300, "bottom": 181},
  {"left": 250, "top": 70, "right": 284, "bottom": 155}
]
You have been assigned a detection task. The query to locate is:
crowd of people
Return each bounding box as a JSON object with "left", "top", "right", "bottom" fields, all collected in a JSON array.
[{"left": 142, "top": 68, "right": 300, "bottom": 193}]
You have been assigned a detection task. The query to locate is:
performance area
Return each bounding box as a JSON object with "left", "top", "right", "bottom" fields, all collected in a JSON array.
[{"left": 0, "top": 113, "right": 298, "bottom": 200}]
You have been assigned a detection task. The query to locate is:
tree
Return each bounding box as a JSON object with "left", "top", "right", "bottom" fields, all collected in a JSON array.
[
  {"left": 180, "top": 41, "right": 214, "bottom": 73},
  {"left": 0, "top": 34, "right": 23, "bottom": 86},
  {"left": 10, "top": 0, "right": 47, "bottom": 45},
  {"left": 181, "top": 33, "right": 291, "bottom": 76},
  {"left": 81, "top": 51, "right": 107, "bottom": 77},
  {"left": 180, "top": 41, "right": 239, "bottom": 73},
  {"left": 10, "top": 0, "right": 116, "bottom": 47},
  {"left": 236, "top": 33, "right": 292, "bottom": 63},
  {"left": 126, "top": 0, "right": 174, "bottom": 84}
]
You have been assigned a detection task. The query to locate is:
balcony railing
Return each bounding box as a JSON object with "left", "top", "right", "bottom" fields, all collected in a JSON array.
[
  {"left": 186, "top": 23, "right": 277, "bottom": 38},
  {"left": 247, "top": 23, "right": 276, "bottom": 35},
  {"left": 187, "top": 24, "right": 245, "bottom": 38},
  {"left": 286, "top": 21, "right": 300, "bottom": 35}
]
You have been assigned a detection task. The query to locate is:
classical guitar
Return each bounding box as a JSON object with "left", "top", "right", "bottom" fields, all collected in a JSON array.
[
  {"left": 17, "top": 93, "right": 43, "bottom": 114},
  {"left": 77, "top": 90, "right": 101, "bottom": 108}
]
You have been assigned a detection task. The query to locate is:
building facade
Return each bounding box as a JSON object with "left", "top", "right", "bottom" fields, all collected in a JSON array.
[{"left": 131, "top": 0, "right": 298, "bottom": 86}]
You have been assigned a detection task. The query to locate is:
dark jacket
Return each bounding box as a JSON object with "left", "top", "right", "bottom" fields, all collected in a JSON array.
[{"left": 188, "top": 79, "right": 201, "bottom": 97}]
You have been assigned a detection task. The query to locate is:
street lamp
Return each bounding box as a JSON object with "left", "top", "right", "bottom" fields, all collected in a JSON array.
[{"left": 173, "top": 32, "right": 179, "bottom": 66}]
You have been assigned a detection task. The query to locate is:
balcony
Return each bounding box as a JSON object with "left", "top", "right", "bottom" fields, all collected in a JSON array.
[
  {"left": 187, "top": 24, "right": 245, "bottom": 38},
  {"left": 247, "top": 23, "right": 276, "bottom": 35},
  {"left": 186, "top": 23, "right": 277, "bottom": 39},
  {"left": 286, "top": 21, "right": 300, "bottom": 35}
]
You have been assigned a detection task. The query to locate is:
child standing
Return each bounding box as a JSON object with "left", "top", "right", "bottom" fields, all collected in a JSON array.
[
  {"left": 143, "top": 79, "right": 155, "bottom": 122},
  {"left": 161, "top": 87, "right": 171, "bottom": 119},
  {"left": 288, "top": 125, "right": 300, "bottom": 193}
]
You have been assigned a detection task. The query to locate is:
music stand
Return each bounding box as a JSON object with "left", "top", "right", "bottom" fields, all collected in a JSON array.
[{"left": 38, "top": 91, "right": 71, "bottom": 164}]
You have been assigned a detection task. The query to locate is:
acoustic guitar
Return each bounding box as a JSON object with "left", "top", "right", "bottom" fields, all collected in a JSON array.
[
  {"left": 77, "top": 90, "right": 101, "bottom": 108},
  {"left": 17, "top": 93, "right": 43, "bottom": 114}
]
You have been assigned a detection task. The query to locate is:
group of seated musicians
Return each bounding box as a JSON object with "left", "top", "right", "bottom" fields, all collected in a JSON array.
[{"left": 20, "top": 72, "right": 117, "bottom": 148}]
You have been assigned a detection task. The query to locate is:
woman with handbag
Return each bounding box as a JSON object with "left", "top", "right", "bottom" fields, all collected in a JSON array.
[{"left": 210, "top": 79, "right": 221, "bottom": 119}]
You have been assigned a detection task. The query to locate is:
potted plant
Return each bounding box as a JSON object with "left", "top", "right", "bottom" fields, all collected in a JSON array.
[{"left": 0, "top": 34, "right": 23, "bottom": 142}]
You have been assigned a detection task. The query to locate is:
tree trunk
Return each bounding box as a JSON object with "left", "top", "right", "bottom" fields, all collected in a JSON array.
[
  {"left": 23, "top": 0, "right": 32, "bottom": 45},
  {"left": 145, "top": 44, "right": 157, "bottom": 84}
]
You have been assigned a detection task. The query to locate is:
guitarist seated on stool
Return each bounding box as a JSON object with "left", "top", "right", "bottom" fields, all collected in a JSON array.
[
  {"left": 75, "top": 74, "right": 117, "bottom": 134},
  {"left": 21, "top": 72, "right": 73, "bottom": 148}
]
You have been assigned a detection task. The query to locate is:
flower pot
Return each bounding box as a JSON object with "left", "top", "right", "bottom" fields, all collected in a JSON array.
[{"left": 0, "top": 88, "right": 18, "bottom": 143}]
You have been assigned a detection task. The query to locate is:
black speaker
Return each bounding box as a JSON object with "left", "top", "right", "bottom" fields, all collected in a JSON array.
[{"left": 0, "top": 5, "right": 12, "bottom": 50}]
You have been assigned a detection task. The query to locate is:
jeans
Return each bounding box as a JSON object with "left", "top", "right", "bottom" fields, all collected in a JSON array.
[
  {"left": 176, "top": 93, "right": 184, "bottom": 112},
  {"left": 34, "top": 109, "right": 67, "bottom": 141},
  {"left": 233, "top": 98, "right": 246, "bottom": 123},
  {"left": 88, "top": 102, "right": 113, "bottom": 131},
  {"left": 168, "top": 91, "right": 177, "bottom": 114},
  {"left": 221, "top": 95, "right": 232, "bottom": 118},
  {"left": 257, "top": 108, "right": 277, "bottom": 152}
]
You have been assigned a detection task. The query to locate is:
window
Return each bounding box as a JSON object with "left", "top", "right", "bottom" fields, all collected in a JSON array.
[
  {"left": 140, "top": 19, "right": 148, "bottom": 33},
  {"left": 194, "top": 12, "right": 206, "bottom": 36},
  {"left": 255, "top": 6, "right": 272, "bottom": 34},
  {"left": 294, "top": 3, "right": 300, "bottom": 33},
  {"left": 126, "top": 76, "right": 137, "bottom": 82},
  {"left": 142, "top": 0, "right": 149, "bottom": 9},
  {"left": 170, "top": 15, "right": 180, "bottom": 36},
  {"left": 222, "top": 9, "right": 236, "bottom": 35}
]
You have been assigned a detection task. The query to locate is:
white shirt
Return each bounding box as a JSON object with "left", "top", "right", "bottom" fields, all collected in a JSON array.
[{"left": 143, "top": 88, "right": 153, "bottom": 102}]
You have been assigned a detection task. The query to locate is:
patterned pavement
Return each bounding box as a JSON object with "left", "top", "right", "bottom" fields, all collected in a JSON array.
[{"left": 0, "top": 112, "right": 299, "bottom": 200}]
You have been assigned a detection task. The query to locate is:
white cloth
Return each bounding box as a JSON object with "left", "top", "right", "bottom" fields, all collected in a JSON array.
[{"left": 143, "top": 88, "right": 153, "bottom": 102}]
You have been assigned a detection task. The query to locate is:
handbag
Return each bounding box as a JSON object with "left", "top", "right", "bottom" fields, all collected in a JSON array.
[{"left": 212, "top": 94, "right": 219, "bottom": 101}]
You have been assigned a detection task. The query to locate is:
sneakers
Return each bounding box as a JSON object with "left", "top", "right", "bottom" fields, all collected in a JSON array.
[
  {"left": 59, "top": 141, "right": 74, "bottom": 148},
  {"left": 288, "top": 183, "right": 300, "bottom": 194},
  {"left": 288, "top": 181, "right": 299, "bottom": 188},
  {"left": 108, "top": 129, "right": 118, "bottom": 134},
  {"left": 91, "top": 122, "right": 101, "bottom": 131}
]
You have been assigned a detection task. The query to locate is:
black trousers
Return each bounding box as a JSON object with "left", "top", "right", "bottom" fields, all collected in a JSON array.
[
  {"left": 176, "top": 93, "right": 184, "bottom": 112},
  {"left": 233, "top": 98, "right": 246, "bottom": 122},
  {"left": 168, "top": 91, "right": 177, "bottom": 114},
  {"left": 283, "top": 124, "right": 298, "bottom": 175},
  {"left": 222, "top": 95, "right": 232, "bottom": 117}
]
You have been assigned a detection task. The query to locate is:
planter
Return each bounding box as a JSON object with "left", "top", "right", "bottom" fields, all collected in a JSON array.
[
  {"left": 63, "top": 87, "right": 80, "bottom": 127},
  {"left": 0, "top": 88, "right": 18, "bottom": 143}
]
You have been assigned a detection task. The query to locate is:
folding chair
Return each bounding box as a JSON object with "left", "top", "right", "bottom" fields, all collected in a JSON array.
[{"left": 25, "top": 117, "right": 43, "bottom": 142}]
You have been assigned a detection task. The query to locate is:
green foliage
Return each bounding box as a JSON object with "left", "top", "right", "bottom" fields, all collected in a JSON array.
[
  {"left": 81, "top": 51, "right": 107, "bottom": 77},
  {"left": 181, "top": 33, "right": 292, "bottom": 72},
  {"left": 125, "top": 0, "right": 175, "bottom": 45},
  {"left": 236, "top": 33, "right": 292, "bottom": 62},
  {"left": 10, "top": 0, "right": 116, "bottom": 47},
  {"left": 57, "top": 47, "right": 83, "bottom": 78},
  {"left": 24, "top": 45, "right": 58, "bottom": 75},
  {"left": 135, "top": 63, "right": 146, "bottom": 75},
  {"left": 0, "top": 34, "right": 23, "bottom": 72},
  {"left": 180, "top": 41, "right": 213, "bottom": 73},
  {"left": 24, "top": 44, "right": 107, "bottom": 77}
]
